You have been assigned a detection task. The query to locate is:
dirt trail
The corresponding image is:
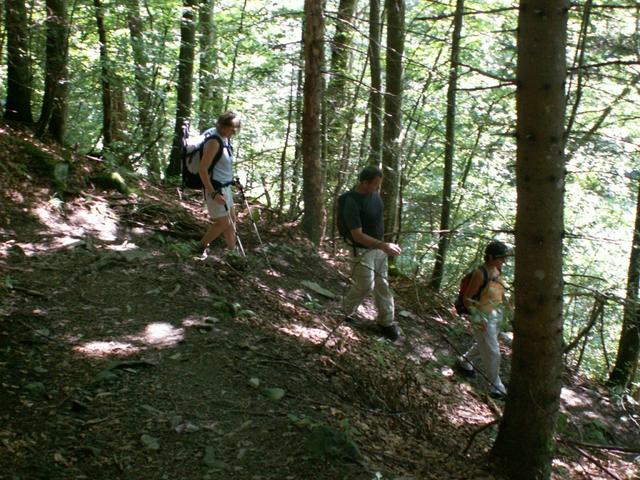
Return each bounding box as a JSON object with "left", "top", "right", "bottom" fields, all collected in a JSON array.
[{"left": 1, "top": 127, "right": 638, "bottom": 479}]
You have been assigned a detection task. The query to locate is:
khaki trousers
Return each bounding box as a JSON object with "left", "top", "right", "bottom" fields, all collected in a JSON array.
[{"left": 342, "top": 248, "right": 394, "bottom": 327}]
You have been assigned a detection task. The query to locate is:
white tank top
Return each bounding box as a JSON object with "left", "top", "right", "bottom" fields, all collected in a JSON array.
[{"left": 211, "top": 129, "right": 233, "bottom": 183}]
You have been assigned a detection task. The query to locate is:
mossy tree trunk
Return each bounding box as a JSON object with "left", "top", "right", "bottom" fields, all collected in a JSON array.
[
  {"left": 325, "top": 0, "right": 357, "bottom": 176},
  {"left": 380, "top": 0, "right": 404, "bottom": 240},
  {"left": 492, "top": 2, "right": 569, "bottom": 479},
  {"left": 368, "top": 0, "right": 383, "bottom": 167},
  {"left": 38, "top": 0, "right": 69, "bottom": 143},
  {"left": 4, "top": 0, "right": 33, "bottom": 123}
]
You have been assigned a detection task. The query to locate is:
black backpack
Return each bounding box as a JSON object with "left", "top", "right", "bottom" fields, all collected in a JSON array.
[
  {"left": 181, "top": 121, "right": 230, "bottom": 189},
  {"left": 337, "top": 190, "right": 356, "bottom": 245},
  {"left": 454, "top": 266, "right": 489, "bottom": 315}
]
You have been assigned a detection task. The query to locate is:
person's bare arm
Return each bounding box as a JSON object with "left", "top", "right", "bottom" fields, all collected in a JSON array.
[
  {"left": 199, "top": 140, "right": 224, "bottom": 204},
  {"left": 350, "top": 228, "right": 401, "bottom": 257}
]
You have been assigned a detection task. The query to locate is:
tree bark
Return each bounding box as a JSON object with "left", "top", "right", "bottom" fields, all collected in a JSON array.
[
  {"left": 125, "top": 0, "right": 160, "bottom": 173},
  {"left": 278, "top": 67, "right": 296, "bottom": 218},
  {"left": 93, "top": 0, "right": 114, "bottom": 148},
  {"left": 380, "top": 0, "right": 404, "bottom": 240},
  {"left": 492, "top": 2, "right": 569, "bottom": 479},
  {"left": 300, "top": 0, "right": 326, "bottom": 245},
  {"left": 325, "top": 0, "right": 357, "bottom": 172},
  {"left": 368, "top": 0, "right": 382, "bottom": 167},
  {"left": 37, "top": 0, "right": 69, "bottom": 143},
  {"left": 4, "top": 0, "right": 33, "bottom": 123},
  {"left": 428, "top": 0, "right": 464, "bottom": 291},
  {"left": 166, "top": 0, "right": 198, "bottom": 177},
  {"left": 608, "top": 178, "right": 640, "bottom": 389},
  {"left": 288, "top": 27, "right": 305, "bottom": 220},
  {"left": 198, "top": 0, "right": 223, "bottom": 130}
]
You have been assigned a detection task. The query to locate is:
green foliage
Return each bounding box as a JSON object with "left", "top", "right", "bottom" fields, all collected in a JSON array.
[{"left": 289, "top": 413, "right": 362, "bottom": 463}]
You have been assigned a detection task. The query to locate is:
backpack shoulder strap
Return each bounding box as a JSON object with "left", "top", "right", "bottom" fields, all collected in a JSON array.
[
  {"left": 202, "top": 133, "right": 224, "bottom": 172},
  {"left": 471, "top": 266, "right": 490, "bottom": 300}
]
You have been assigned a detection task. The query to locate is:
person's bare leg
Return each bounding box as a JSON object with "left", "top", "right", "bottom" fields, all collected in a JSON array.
[
  {"left": 200, "top": 216, "right": 231, "bottom": 248},
  {"left": 222, "top": 209, "right": 237, "bottom": 249}
]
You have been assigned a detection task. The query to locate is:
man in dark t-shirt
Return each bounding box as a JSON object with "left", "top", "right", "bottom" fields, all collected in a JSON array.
[{"left": 342, "top": 166, "right": 402, "bottom": 341}]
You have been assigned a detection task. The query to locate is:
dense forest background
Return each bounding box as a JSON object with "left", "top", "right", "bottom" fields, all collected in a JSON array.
[{"left": 2, "top": 0, "right": 640, "bottom": 478}]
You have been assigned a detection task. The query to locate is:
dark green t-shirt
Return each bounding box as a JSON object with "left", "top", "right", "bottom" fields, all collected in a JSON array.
[{"left": 343, "top": 190, "right": 384, "bottom": 248}]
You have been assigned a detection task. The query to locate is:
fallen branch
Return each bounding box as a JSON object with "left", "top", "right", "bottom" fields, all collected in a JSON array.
[
  {"left": 463, "top": 419, "right": 499, "bottom": 455},
  {"left": 560, "top": 438, "right": 640, "bottom": 454},
  {"left": 8, "top": 285, "right": 48, "bottom": 298},
  {"left": 564, "top": 442, "right": 623, "bottom": 480}
]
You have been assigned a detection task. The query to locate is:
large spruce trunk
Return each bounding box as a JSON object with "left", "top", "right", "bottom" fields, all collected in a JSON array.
[
  {"left": 492, "top": 2, "right": 569, "bottom": 479},
  {"left": 300, "top": 0, "right": 326, "bottom": 246}
]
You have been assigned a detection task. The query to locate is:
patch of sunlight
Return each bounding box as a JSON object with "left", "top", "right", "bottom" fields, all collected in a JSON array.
[
  {"left": 73, "top": 322, "right": 184, "bottom": 359},
  {"left": 277, "top": 324, "right": 329, "bottom": 345},
  {"left": 74, "top": 341, "right": 140, "bottom": 358},
  {"left": 409, "top": 344, "right": 436, "bottom": 362},
  {"left": 31, "top": 197, "right": 119, "bottom": 242},
  {"left": 139, "top": 322, "right": 184, "bottom": 346},
  {"left": 265, "top": 268, "right": 282, "bottom": 278},
  {"left": 561, "top": 387, "right": 589, "bottom": 408},
  {"left": 105, "top": 240, "right": 138, "bottom": 252},
  {"left": 66, "top": 201, "right": 119, "bottom": 241}
]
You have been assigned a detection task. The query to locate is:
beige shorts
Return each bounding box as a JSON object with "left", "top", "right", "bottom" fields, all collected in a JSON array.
[{"left": 205, "top": 186, "right": 234, "bottom": 219}]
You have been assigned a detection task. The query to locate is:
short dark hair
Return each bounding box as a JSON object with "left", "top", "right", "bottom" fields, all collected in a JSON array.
[
  {"left": 484, "top": 240, "right": 511, "bottom": 261},
  {"left": 217, "top": 111, "right": 241, "bottom": 128},
  {"left": 359, "top": 165, "right": 383, "bottom": 183}
]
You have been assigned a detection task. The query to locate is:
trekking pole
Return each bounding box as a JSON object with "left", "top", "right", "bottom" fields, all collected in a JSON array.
[
  {"left": 224, "top": 201, "right": 245, "bottom": 257},
  {"left": 234, "top": 178, "right": 272, "bottom": 269}
]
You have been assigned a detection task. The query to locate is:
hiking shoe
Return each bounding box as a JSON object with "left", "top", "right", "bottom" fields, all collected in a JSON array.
[
  {"left": 455, "top": 358, "right": 476, "bottom": 378},
  {"left": 192, "top": 242, "right": 209, "bottom": 259},
  {"left": 344, "top": 316, "right": 360, "bottom": 326},
  {"left": 379, "top": 324, "right": 401, "bottom": 342},
  {"left": 489, "top": 388, "right": 507, "bottom": 401}
]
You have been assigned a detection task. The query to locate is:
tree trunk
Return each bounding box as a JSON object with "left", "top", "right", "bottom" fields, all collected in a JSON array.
[
  {"left": 288, "top": 26, "right": 305, "bottom": 221},
  {"left": 380, "top": 0, "right": 404, "bottom": 240},
  {"left": 325, "top": 0, "right": 357, "bottom": 173},
  {"left": 368, "top": 0, "right": 383, "bottom": 167},
  {"left": 300, "top": 0, "right": 326, "bottom": 246},
  {"left": 37, "top": 0, "right": 69, "bottom": 143},
  {"left": 608, "top": 178, "right": 640, "bottom": 389},
  {"left": 4, "top": 0, "right": 33, "bottom": 123},
  {"left": 166, "top": 0, "right": 197, "bottom": 177},
  {"left": 278, "top": 67, "right": 296, "bottom": 218},
  {"left": 492, "top": 2, "right": 569, "bottom": 479},
  {"left": 428, "top": 0, "right": 463, "bottom": 291},
  {"left": 125, "top": 0, "right": 159, "bottom": 173},
  {"left": 198, "top": 0, "right": 223, "bottom": 130},
  {"left": 93, "top": 0, "right": 113, "bottom": 148}
]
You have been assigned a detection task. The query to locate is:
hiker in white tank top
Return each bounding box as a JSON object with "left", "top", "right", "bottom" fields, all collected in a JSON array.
[{"left": 197, "top": 111, "right": 242, "bottom": 256}]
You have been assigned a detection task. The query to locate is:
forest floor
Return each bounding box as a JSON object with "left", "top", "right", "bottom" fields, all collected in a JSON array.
[{"left": 1, "top": 123, "right": 639, "bottom": 480}]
